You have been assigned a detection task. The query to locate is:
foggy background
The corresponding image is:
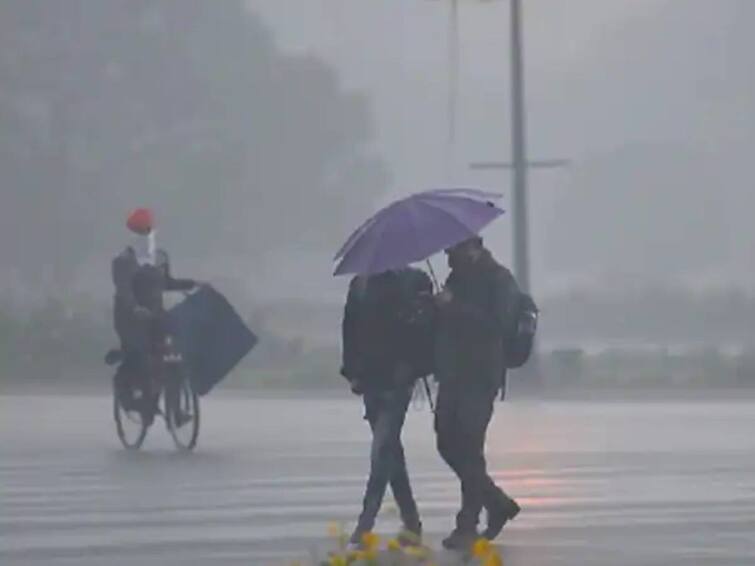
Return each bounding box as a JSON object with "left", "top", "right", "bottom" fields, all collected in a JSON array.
[
  {"left": 2, "top": 0, "right": 754, "bottom": 392},
  {"left": 3, "top": 5, "right": 755, "bottom": 564}
]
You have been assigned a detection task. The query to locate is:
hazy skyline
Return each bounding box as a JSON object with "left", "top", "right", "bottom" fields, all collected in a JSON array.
[
  {"left": 1, "top": 1, "right": 753, "bottom": 305},
  {"left": 251, "top": 0, "right": 755, "bottom": 300}
]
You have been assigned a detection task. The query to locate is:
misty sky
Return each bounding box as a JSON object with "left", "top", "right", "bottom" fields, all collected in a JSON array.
[
  {"left": 248, "top": 0, "right": 755, "bottom": 301},
  {"left": 3, "top": 1, "right": 749, "bottom": 306}
]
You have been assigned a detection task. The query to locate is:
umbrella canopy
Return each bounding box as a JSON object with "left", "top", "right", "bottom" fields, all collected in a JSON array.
[{"left": 334, "top": 188, "right": 504, "bottom": 276}]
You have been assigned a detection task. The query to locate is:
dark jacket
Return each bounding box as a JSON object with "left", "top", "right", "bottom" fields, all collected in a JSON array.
[
  {"left": 341, "top": 268, "right": 434, "bottom": 392},
  {"left": 435, "top": 250, "right": 519, "bottom": 392},
  {"left": 112, "top": 247, "right": 195, "bottom": 352}
]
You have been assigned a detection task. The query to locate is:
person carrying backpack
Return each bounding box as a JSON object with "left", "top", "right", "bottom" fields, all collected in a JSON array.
[
  {"left": 340, "top": 267, "right": 434, "bottom": 547},
  {"left": 433, "top": 236, "right": 525, "bottom": 550}
]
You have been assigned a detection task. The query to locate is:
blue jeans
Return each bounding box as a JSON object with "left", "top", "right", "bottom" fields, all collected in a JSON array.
[{"left": 355, "top": 385, "right": 420, "bottom": 533}]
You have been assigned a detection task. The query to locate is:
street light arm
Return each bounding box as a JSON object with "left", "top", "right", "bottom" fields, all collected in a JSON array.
[{"left": 469, "top": 159, "right": 571, "bottom": 170}]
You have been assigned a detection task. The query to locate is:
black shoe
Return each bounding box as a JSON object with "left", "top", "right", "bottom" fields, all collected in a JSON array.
[
  {"left": 483, "top": 497, "right": 521, "bottom": 540},
  {"left": 442, "top": 528, "right": 478, "bottom": 551},
  {"left": 397, "top": 522, "right": 423, "bottom": 547}
]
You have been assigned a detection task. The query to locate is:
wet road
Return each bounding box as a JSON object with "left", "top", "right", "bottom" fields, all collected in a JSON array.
[{"left": 2, "top": 395, "right": 755, "bottom": 565}]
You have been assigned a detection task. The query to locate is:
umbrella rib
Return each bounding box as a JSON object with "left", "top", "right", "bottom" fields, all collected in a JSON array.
[
  {"left": 425, "top": 188, "right": 503, "bottom": 201},
  {"left": 404, "top": 203, "right": 428, "bottom": 264},
  {"left": 413, "top": 198, "right": 495, "bottom": 238},
  {"left": 334, "top": 213, "right": 380, "bottom": 261},
  {"left": 357, "top": 210, "right": 393, "bottom": 274}
]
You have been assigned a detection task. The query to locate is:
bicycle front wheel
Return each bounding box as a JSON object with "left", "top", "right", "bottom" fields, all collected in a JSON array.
[{"left": 166, "top": 371, "right": 200, "bottom": 451}]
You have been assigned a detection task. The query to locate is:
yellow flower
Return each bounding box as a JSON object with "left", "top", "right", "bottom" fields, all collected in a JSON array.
[
  {"left": 398, "top": 528, "right": 422, "bottom": 546},
  {"left": 472, "top": 538, "right": 492, "bottom": 559},
  {"left": 482, "top": 551, "right": 503, "bottom": 566},
  {"left": 346, "top": 550, "right": 367, "bottom": 563},
  {"left": 328, "top": 554, "right": 347, "bottom": 566},
  {"left": 360, "top": 531, "right": 380, "bottom": 551},
  {"left": 402, "top": 544, "right": 431, "bottom": 560},
  {"left": 387, "top": 538, "right": 402, "bottom": 552}
]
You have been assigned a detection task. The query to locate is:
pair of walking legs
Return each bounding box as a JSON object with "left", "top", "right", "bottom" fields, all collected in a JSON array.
[
  {"left": 435, "top": 381, "right": 519, "bottom": 547},
  {"left": 352, "top": 380, "right": 517, "bottom": 548},
  {"left": 352, "top": 386, "right": 421, "bottom": 543}
]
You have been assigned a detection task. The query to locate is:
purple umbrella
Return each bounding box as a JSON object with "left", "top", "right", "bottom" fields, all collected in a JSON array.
[{"left": 334, "top": 188, "right": 504, "bottom": 276}]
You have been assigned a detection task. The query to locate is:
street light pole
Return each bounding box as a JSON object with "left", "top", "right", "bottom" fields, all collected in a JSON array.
[
  {"left": 470, "top": 153, "right": 570, "bottom": 397},
  {"left": 468, "top": 1, "right": 568, "bottom": 396},
  {"left": 509, "top": 0, "right": 530, "bottom": 292},
  {"left": 433, "top": 0, "right": 556, "bottom": 297},
  {"left": 447, "top": 0, "right": 459, "bottom": 148}
]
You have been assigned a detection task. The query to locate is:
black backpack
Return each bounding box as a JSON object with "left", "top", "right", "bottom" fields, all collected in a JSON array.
[{"left": 504, "top": 291, "right": 538, "bottom": 369}]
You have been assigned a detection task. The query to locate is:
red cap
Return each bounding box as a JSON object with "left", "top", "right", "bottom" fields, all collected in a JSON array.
[{"left": 126, "top": 208, "right": 154, "bottom": 234}]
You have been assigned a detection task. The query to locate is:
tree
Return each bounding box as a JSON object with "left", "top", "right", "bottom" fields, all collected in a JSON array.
[{"left": 0, "top": 0, "right": 388, "bottom": 295}]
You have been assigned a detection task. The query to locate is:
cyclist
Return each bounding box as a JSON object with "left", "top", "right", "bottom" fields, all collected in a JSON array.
[{"left": 111, "top": 208, "right": 199, "bottom": 426}]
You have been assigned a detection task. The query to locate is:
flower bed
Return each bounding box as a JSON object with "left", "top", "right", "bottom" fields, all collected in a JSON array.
[{"left": 293, "top": 525, "right": 503, "bottom": 566}]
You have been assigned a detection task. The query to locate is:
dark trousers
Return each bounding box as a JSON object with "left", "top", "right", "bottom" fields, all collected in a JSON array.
[
  {"left": 356, "top": 386, "right": 420, "bottom": 533},
  {"left": 114, "top": 314, "right": 165, "bottom": 415},
  {"left": 435, "top": 379, "right": 511, "bottom": 532}
]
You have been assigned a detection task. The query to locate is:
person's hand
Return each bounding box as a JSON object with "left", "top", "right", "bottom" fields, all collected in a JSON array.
[
  {"left": 133, "top": 306, "right": 153, "bottom": 320},
  {"left": 435, "top": 289, "right": 453, "bottom": 306}
]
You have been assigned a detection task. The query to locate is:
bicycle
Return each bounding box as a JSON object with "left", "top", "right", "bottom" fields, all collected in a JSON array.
[{"left": 109, "top": 333, "right": 200, "bottom": 451}]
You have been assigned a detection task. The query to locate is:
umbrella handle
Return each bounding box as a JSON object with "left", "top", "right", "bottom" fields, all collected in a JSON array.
[
  {"left": 425, "top": 260, "right": 440, "bottom": 291},
  {"left": 422, "top": 376, "right": 435, "bottom": 413}
]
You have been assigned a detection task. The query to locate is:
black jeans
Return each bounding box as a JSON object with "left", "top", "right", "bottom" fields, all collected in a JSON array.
[
  {"left": 355, "top": 385, "right": 420, "bottom": 533},
  {"left": 435, "top": 379, "right": 511, "bottom": 532}
]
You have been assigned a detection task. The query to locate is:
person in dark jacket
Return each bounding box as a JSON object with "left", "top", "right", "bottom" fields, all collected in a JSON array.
[
  {"left": 341, "top": 267, "right": 434, "bottom": 546},
  {"left": 112, "top": 208, "right": 198, "bottom": 425},
  {"left": 434, "top": 237, "right": 521, "bottom": 550}
]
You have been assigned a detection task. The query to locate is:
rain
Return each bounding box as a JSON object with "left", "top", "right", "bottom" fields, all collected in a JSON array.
[{"left": 2, "top": 1, "right": 754, "bottom": 565}]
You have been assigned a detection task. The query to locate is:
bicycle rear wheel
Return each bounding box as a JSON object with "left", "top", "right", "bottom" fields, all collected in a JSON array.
[
  {"left": 166, "top": 370, "right": 200, "bottom": 451},
  {"left": 113, "top": 378, "right": 148, "bottom": 450}
]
